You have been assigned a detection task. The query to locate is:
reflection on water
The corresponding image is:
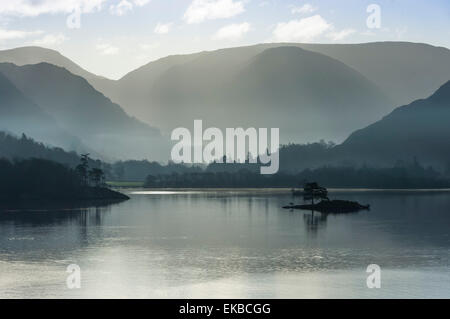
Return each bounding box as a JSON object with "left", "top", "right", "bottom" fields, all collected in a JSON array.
[
  {"left": 0, "top": 189, "right": 449, "bottom": 298},
  {"left": 303, "top": 211, "right": 328, "bottom": 235}
]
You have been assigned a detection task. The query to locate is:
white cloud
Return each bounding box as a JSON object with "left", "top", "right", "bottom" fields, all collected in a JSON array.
[
  {"left": 327, "top": 28, "right": 356, "bottom": 41},
  {"left": 109, "top": 0, "right": 150, "bottom": 16},
  {"left": 272, "top": 15, "right": 331, "bottom": 42},
  {"left": 183, "top": 0, "right": 245, "bottom": 24},
  {"left": 96, "top": 43, "right": 119, "bottom": 55},
  {"left": 133, "top": 0, "right": 150, "bottom": 6},
  {"left": 33, "top": 33, "right": 67, "bottom": 46},
  {"left": 213, "top": 22, "right": 250, "bottom": 41},
  {"left": 291, "top": 4, "right": 318, "bottom": 14},
  {"left": 154, "top": 22, "right": 173, "bottom": 35},
  {"left": 0, "top": 28, "right": 43, "bottom": 41},
  {"left": 0, "top": 0, "right": 106, "bottom": 17},
  {"left": 109, "top": 0, "right": 133, "bottom": 16}
]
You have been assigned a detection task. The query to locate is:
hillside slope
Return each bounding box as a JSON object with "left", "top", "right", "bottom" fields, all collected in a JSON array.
[
  {"left": 0, "top": 72, "right": 86, "bottom": 152},
  {"left": 0, "top": 46, "right": 113, "bottom": 93},
  {"left": 111, "top": 46, "right": 392, "bottom": 143},
  {"left": 0, "top": 63, "right": 167, "bottom": 161},
  {"left": 335, "top": 80, "right": 450, "bottom": 169}
]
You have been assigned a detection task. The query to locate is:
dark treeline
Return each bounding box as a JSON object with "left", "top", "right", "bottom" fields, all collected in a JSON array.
[
  {"left": 145, "top": 161, "right": 450, "bottom": 189},
  {"left": 111, "top": 160, "right": 203, "bottom": 181},
  {"left": 0, "top": 157, "right": 128, "bottom": 202},
  {"left": 279, "top": 141, "right": 336, "bottom": 172},
  {"left": 3, "top": 131, "right": 450, "bottom": 189},
  {"left": 1, "top": 158, "right": 81, "bottom": 201},
  {"left": 0, "top": 131, "right": 108, "bottom": 172},
  {"left": 0, "top": 132, "right": 81, "bottom": 166},
  {"left": 0, "top": 131, "right": 202, "bottom": 181},
  {"left": 112, "top": 141, "right": 348, "bottom": 181}
]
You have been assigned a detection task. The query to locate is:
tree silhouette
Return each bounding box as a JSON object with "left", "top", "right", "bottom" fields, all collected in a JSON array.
[
  {"left": 76, "top": 153, "right": 90, "bottom": 186},
  {"left": 303, "top": 182, "right": 329, "bottom": 205},
  {"left": 89, "top": 168, "right": 105, "bottom": 187}
]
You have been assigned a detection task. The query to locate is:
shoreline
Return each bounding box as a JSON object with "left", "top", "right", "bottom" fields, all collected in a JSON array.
[
  {"left": 127, "top": 187, "right": 450, "bottom": 194},
  {"left": 0, "top": 187, "right": 129, "bottom": 211}
]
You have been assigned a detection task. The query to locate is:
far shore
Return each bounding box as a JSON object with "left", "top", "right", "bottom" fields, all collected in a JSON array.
[{"left": 122, "top": 187, "right": 450, "bottom": 193}]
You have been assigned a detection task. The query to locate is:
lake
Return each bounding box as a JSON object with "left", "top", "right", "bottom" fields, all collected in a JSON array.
[{"left": 0, "top": 189, "right": 449, "bottom": 298}]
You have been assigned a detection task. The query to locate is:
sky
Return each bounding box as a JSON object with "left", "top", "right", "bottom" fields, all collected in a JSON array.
[{"left": 0, "top": 0, "right": 449, "bottom": 79}]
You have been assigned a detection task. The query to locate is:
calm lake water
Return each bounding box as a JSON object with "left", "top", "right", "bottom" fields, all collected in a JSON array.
[{"left": 0, "top": 189, "right": 449, "bottom": 299}]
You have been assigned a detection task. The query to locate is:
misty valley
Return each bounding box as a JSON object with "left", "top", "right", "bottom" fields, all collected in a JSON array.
[{"left": 1, "top": 41, "right": 450, "bottom": 299}]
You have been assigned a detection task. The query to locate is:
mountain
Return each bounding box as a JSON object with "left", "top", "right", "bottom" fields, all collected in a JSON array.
[
  {"left": 0, "top": 71, "right": 86, "bottom": 152},
  {"left": 0, "top": 46, "right": 113, "bottom": 94},
  {"left": 3, "top": 42, "right": 450, "bottom": 146},
  {"left": 97, "top": 42, "right": 450, "bottom": 143},
  {"left": 108, "top": 53, "right": 205, "bottom": 121},
  {"left": 335, "top": 80, "right": 450, "bottom": 169},
  {"left": 294, "top": 42, "right": 450, "bottom": 106},
  {"left": 0, "top": 63, "right": 167, "bottom": 161},
  {"left": 107, "top": 46, "right": 392, "bottom": 143},
  {"left": 225, "top": 47, "right": 391, "bottom": 141}
]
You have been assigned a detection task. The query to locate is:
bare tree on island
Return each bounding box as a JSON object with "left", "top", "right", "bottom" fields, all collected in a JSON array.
[{"left": 303, "top": 182, "right": 329, "bottom": 205}]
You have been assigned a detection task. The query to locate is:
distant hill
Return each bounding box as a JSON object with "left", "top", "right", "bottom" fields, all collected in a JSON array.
[
  {"left": 226, "top": 47, "right": 391, "bottom": 141},
  {"left": 0, "top": 63, "right": 168, "bottom": 161},
  {"left": 0, "top": 72, "right": 87, "bottom": 153},
  {"left": 97, "top": 42, "right": 450, "bottom": 143},
  {"left": 335, "top": 80, "right": 450, "bottom": 170},
  {"left": 0, "top": 46, "right": 112, "bottom": 94},
  {"left": 2, "top": 43, "right": 450, "bottom": 157},
  {"left": 291, "top": 42, "right": 450, "bottom": 106},
  {"left": 107, "top": 46, "right": 391, "bottom": 143}
]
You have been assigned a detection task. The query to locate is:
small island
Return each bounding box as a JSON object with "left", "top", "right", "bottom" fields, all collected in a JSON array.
[
  {"left": 284, "top": 183, "right": 370, "bottom": 213},
  {"left": 0, "top": 154, "right": 129, "bottom": 207}
]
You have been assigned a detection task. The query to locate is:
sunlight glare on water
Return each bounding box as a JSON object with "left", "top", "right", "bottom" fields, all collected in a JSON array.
[{"left": 1, "top": 189, "right": 449, "bottom": 298}]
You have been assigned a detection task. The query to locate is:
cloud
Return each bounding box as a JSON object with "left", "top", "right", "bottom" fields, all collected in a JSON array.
[
  {"left": 0, "top": 0, "right": 106, "bottom": 17},
  {"left": 96, "top": 43, "right": 119, "bottom": 55},
  {"left": 291, "top": 4, "right": 318, "bottom": 14},
  {"left": 213, "top": 22, "right": 250, "bottom": 41},
  {"left": 109, "top": 0, "right": 150, "bottom": 16},
  {"left": 0, "top": 0, "right": 150, "bottom": 17},
  {"left": 0, "top": 27, "right": 43, "bottom": 41},
  {"left": 183, "top": 0, "right": 245, "bottom": 24},
  {"left": 272, "top": 15, "right": 331, "bottom": 42},
  {"left": 154, "top": 22, "right": 173, "bottom": 34},
  {"left": 109, "top": 0, "right": 133, "bottom": 16},
  {"left": 327, "top": 28, "right": 356, "bottom": 41},
  {"left": 133, "top": 0, "right": 150, "bottom": 6},
  {"left": 33, "top": 33, "right": 67, "bottom": 46}
]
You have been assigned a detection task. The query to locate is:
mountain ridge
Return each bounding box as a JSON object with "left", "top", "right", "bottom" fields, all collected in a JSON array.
[
  {"left": 0, "top": 46, "right": 114, "bottom": 94},
  {"left": 335, "top": 80, "right": 450, "bottom": 169},
  {"left": 0, "top": 62, "right": 168, "bottom": 161},
  {"left": 106, "top": 45, "right": 393, "bottom": 143},
  {"left": 0, "top": 70, "right": 88, "bottom": 153}
]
